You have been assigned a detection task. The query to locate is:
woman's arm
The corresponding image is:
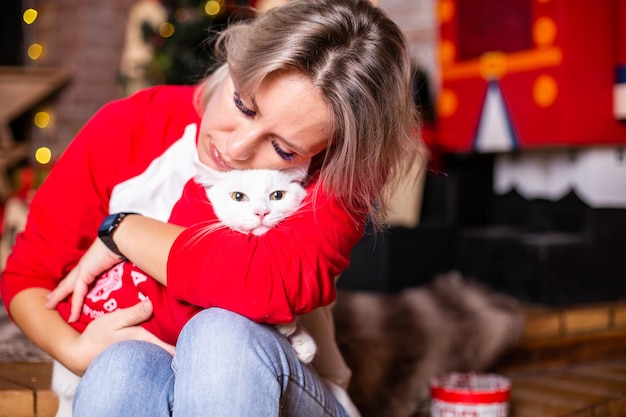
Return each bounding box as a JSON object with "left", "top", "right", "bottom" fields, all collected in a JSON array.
[
  {"left": 10, "top": 288, "right": 173, "bottom": 375},
  {"left": 164, "top": 180, "right": 365, "bottom": 323},
  {"left": 0, "top": 86, "right": 194, "bottom": 369},
  {"left": 114, "top": 215, "right": 183, "bottom": 285},
  {"left": 101, "top": 181, "right": 364, "bottom": 325},
  {"left": 11, "top": 289, "right": 82, "bottom": 370}
]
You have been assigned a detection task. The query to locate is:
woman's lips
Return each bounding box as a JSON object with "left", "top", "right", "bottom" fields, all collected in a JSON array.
[{"left": 210, "top": 141, "right": 233, "bottom": 170}]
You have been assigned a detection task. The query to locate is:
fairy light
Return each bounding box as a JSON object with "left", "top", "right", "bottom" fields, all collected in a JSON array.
[
  {"left": 23, "top": 8, "right": 38, "bottom": 24},
  {"left": 35, "top": 147, "right": 52, "bottom": 165},
  {"left": 158, "top": 22, "right": 175, "bottom": 38},
  {"left": 27, "top": 43, "right": 43, "bottom": 60},
  {"left": 20, "top": 7, "right": 56, "bottom": 168},
  {"left": 34, "top": 111, "right": 50, "bottom": 128},
  {"left": 204, "top": 0, "right": 222, "bottom": 16},
  {"left": 23, "top": 6, "right": 43, "bottom": 61}
]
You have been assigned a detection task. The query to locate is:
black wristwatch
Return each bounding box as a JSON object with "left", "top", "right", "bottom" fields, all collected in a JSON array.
[{"left": 98, "top": 212, "right": 138, "bottom": 258}]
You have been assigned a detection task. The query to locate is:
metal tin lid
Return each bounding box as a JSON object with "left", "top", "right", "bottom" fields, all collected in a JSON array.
[{"left": 430, "top": 373, "right": 511, "bottom": 404}]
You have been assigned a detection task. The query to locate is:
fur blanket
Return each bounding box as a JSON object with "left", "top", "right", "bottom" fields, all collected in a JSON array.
[{"left": 334, "top": 271, "right": 525, "bottom": 417}]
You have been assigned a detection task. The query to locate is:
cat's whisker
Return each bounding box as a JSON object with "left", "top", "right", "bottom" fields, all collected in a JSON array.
[{"left": 183, "top": 221, "right": 229, "bottom": 249}]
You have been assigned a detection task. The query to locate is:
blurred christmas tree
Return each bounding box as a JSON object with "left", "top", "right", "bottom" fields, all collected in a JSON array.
[{"left": 122, "top": 0, "right": 256, "bottom": 91}]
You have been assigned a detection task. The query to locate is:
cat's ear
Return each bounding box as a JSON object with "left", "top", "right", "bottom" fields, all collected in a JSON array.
[
  {"left": 283, "top": 159, "right": 310, "bottom": 184},
  {"left": 193, "top": 153, "right": 223, "bottom": 186},
  {"left": 282, "top": 166, "right": 309, "bottom": 184}
]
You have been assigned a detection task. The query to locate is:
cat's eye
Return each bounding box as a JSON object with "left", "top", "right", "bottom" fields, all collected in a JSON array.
[
  {"left": 233, "top": 92, "right": 256, "bottom": 117},
  {"left": 270, "top": 191, "right": 285, "bottom": 201},
  {"left": 231, "top": 191, "right": 248, "bottom": 202}
]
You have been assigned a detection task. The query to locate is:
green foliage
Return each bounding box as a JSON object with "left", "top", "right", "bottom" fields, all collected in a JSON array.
[{"left": 149, "top": 0, "right": 255, "bottom": 85}]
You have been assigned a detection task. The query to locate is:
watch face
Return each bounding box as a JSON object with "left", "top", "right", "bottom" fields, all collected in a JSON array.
[{"left": 99, "top": 213, "right": 121, "bottom": 236}]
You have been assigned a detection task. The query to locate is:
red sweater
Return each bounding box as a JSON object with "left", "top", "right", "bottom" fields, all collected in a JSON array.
[{"left": 0, "top": 85, "right": 364, "bottom": 344}]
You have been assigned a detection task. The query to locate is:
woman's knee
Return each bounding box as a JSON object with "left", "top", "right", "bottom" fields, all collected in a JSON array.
[
  {"left": 177, "top": 308, "right": 274, "bottom": 347},
  {"left": 175, "top": 308, "right": 291, "bottom": 371}
]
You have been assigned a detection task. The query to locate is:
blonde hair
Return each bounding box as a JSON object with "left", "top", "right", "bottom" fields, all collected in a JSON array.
[{"left": 198, "top": 0, "right": 421, "bottom": 230}]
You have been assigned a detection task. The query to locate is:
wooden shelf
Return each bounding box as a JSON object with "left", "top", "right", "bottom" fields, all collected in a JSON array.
[{"left": 0, "top": 362, "right": 57, "bottom": 417}]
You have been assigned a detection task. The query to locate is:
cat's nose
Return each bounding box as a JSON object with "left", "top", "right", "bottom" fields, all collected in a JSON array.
[{"left": 255, "top": 210, "right": 269, "bottom": 221}]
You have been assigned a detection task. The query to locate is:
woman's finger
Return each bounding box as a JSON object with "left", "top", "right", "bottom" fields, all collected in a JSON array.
[
  {"left": 108, "top": 300, "right": 175, "bottom": 355},
  {"left": 103, "top": 299, "right": 155, "bottom": 329},
  {"left": 86, "top": 300, "right": 175, "bottom": 356},
  {"left": 45, "top": 269, "right": 78, "bottom": 309},
  {"left": 68, "top": 280, "right": 90, "bottom": 323}
]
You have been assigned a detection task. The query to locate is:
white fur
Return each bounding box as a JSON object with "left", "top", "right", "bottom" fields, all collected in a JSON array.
[
  {"left": 193, "top": 159, "right": 309, "bottom": 236},
  {"left": 52, "top": 360, "right": 81, "bottom": 417},
  {"left": 52, "top": 162, "right": 317, "bottom": 416},
  {"left": 194, "top": 160, "right": 317, "bottom": 362}
]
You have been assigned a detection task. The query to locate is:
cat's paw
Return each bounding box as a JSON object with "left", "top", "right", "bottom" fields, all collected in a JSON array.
[
  {"left": 275, "top": 322, "right": 297, "bottom": 337},
  {"left": 290, "top": 329, "right": 317, "bottom": 364}
]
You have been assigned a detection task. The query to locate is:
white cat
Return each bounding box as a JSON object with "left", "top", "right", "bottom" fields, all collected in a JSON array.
[
  {"left": 51, "top": 163, "right": 317, "bottom": 417},
  {"left": 193, "top": 159, "right": 317, "bottom": 364}
]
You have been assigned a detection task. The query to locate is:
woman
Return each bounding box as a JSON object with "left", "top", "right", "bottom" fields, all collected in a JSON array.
[{"left": 0, "top": 0, "right": 420, "bottom": 415}]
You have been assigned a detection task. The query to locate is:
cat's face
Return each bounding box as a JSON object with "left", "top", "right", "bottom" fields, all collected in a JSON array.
[{"left": 195, "top": 161, "right": 308, "bottom": 236}]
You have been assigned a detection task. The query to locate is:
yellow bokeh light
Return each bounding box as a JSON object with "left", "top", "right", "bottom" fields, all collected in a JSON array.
[
  {"left": 34, "top": 111, "right": 50, "bottom": 128},
  {"left": 159, "top": 22, "right": 175, "bottom": 38},
  {"left": 35, "top": 147, "right": 52, "bottom": 165},
  {"left": 23, "top": 8, "right": 38, "bottom": 24},
  {"left": 27, "top": 43, "right": 43, "bottom": 60},
  {"left": 205, "top": 0, "right": 222, "bottom": 16}
]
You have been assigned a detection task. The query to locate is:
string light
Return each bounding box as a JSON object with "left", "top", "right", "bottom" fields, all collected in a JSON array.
[
  {"left": 35, "top": 147, "right": 52, "bottom": 165},
  {"left": 204, "top": 0, "right": 222, "bottom": 16},
  {"left": 34, "top": 111, "right": 50, "bottom": 128},
  {"left": 23, "top": 7, "right": 55, "bottom": 165},
  {"left": 27, "top": 43, "right": 42, "bottom": 60},
  {"left": 23, "top": 8, "right": 38, "bottom": 24},
  {"left": 24, "top": 7, "right": 43, "bottom": 61},
  {"left": 158, "top": 22, "right": 175, "bottom": 38}
]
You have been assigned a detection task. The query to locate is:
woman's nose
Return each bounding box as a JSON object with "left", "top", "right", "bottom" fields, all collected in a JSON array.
[{"left": 226, "top": 129, "right": 261, "bottom": 161}]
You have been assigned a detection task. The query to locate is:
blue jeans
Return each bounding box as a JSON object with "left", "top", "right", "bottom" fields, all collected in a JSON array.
[{"left": 73, "top": 308, "right": 349, "bottom": 416}]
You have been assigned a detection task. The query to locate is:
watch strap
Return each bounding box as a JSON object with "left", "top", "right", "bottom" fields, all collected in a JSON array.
[{"left": 98, "top": 212, "right": 138, "bottom": 259}]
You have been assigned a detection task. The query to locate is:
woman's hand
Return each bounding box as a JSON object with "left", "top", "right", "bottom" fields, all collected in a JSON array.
[
  {"left": 45, "top": 238, "right": 122, "bottom": 322},
  {"left": 67, "top": 299, "right": 175, "bottom": 375}
]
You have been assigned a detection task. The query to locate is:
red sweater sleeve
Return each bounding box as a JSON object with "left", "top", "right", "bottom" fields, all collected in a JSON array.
[
  {"left": 0, "top": 86, "right": 198, "bottom": 313},
  {"left": 167, "top": 180, "right": 364, "bottom": 324}
]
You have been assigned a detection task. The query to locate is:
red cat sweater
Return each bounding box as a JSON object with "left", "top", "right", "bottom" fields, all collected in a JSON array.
[{"left": 0, "top": 85, "right": 364, "bottom": 345}]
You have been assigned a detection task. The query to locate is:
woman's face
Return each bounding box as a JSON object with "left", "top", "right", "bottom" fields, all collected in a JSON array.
[{"left": 197, "top": 70, "right": 331, "bottom": 171}]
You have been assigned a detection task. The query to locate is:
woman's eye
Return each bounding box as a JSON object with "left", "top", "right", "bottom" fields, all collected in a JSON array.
[
  {"left": 231, "top": 191, "right": 248, "bottom": 202},
  {"left": 233, "top": 92, "right": 256, "bottom": 117},
  {"left": 270, "top": 191, "right": 285, "bottom": 201},
  {"left": 271, "top": 140, "right": 296, "bottom": 161}
]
